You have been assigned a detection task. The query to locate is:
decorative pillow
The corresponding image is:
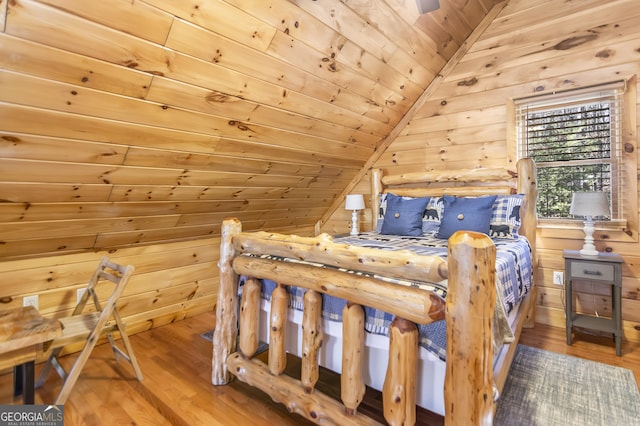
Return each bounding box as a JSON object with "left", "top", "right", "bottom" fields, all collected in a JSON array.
[
  {"left": 489, "top": 194, "right": 524, "bottom": 239},
  {"left": 376, "top": 192, "right": 388, "bottom": 233},
  {"left": 422, "top": 196, "right": 444, "bottom": 234},
  {"left": 436, "top": 195, "right": 497, "bottom": 239},
  {"left": 380, "top": 193, "right": 430, "bottom": 236}
]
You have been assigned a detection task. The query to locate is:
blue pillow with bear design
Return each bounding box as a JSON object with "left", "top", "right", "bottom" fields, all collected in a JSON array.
[
  {"left": 489, "top": 194, "right": 524, "bottom": 239},
  {"left": 422, "top": 196, "right": 444, "bottom": 234}
]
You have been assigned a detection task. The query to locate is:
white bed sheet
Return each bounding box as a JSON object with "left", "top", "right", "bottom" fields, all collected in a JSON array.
[{"left": 257, "top": 297, "right": 521, "bottom": 415}]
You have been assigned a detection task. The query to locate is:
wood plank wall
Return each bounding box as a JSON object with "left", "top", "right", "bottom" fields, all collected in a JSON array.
[
  {"left": 0, "top": 0, "right": 507, "bottom": 349},
  {"left": 0, "top": 237, "right": 217, "bottom": 368},
  {"left": 1, "top": 0, "right": 502, "bottom": 340},
  {"left": 0, "top": 0, "right": 502, "bottom": 260},
  {"left": 323, "top": 0, "right": 640, "bottom": 344}
]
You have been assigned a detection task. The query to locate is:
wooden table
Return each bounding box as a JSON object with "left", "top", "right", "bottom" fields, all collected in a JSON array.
[{"left": 0, "top": 306, "right": 62, "bottom": 404}]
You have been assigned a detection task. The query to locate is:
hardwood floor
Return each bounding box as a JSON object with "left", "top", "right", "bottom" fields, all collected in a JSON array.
[{"left": 1, "top": 310, "right": 638, "bottom": 425}]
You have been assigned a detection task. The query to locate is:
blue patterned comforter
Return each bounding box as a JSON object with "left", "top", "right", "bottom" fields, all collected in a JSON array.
[{"left": 241, "top": 231, "right": 533, "bottom": 361}]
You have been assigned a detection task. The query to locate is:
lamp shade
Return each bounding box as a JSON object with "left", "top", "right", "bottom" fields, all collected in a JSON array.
[
  {"left": 345, "top": 194, "right": 365, "bottom": 211},
  {"left": 416, "top": 0, "right": 440, "bottom": 14},
  {"left": 570, "top": 192, "right": 610, "bottom": 218}
]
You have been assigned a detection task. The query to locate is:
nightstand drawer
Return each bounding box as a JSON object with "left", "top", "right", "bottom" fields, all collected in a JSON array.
[{"left": 570, "top": 261, "right": 614, "bottom": 281}]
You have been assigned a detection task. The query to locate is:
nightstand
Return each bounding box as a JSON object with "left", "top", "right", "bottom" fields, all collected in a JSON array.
[{"left": 563, "top": 250, "right": 623, "bottom": 356}]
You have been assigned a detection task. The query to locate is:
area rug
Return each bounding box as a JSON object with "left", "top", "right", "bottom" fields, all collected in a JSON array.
[
  {"left": 495, "top": 345, "right": 640, "bottom": 426},
  {"left": 200, "top": 329, "right": 214, "bottom": 342},
  {"left": 201, "top": 331, "right": 639, "bottom": 425}
]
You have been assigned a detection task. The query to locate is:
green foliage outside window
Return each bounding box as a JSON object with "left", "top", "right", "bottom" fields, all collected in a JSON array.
[
  {"left": 520, "top": 100, "right": 616, "bottom": 219},
  {"left": 536, "top": 164, "right": 610, "bottom": 218}
]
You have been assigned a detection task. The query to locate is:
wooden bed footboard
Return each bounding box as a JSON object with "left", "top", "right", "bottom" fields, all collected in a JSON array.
[{"left": 212, "top": 221, "right": 497, "bottom": 425}]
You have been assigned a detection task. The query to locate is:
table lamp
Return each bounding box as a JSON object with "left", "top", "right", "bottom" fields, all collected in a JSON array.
[
  {"left": 345, "top": 194, "right": 365, "bottom": 236},
  {"left": 570, "top": 191, "right": 610, "bottom": 256}
]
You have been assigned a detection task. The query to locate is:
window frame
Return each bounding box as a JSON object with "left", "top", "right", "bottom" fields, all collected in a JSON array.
[{"left": 507, "top": 77, "right": 638, "bottom": 243}]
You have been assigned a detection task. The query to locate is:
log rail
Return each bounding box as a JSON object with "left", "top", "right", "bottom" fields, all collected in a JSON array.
[{"left": 212, "top": 221, "right": 497, "bottom": 425}]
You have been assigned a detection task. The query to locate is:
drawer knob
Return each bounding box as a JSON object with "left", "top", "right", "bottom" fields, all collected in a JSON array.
[{"left": 583, "top": 269, "right": 603, "bottom": 276}]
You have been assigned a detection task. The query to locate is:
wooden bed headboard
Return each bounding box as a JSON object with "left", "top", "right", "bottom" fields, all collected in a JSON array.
[{"left": 370, "top": 158, "right": 538, "bottom": 250}]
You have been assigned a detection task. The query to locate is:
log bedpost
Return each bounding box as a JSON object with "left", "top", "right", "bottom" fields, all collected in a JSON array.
[
  {"left": 445, "top": 231, "right": 496, "bottom": 426},
  {"left": 517, "top": 157, "right": 538, "bottom": 327},
  {"left": 212, "top": 218, "right": 242, "bottom": 385},
  {"left": 516, "top": 157, "right": 537, "bottom": 252},
  {"left": 371, "top": 168, "right": 382, "bottom": 231}
]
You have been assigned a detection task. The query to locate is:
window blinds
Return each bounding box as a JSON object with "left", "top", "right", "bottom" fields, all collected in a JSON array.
[{"left": 515, "top": 81, "right": 624, "bottom": 219}]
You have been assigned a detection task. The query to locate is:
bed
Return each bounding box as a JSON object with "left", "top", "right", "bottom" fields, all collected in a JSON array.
[{"left": 212, "top": 158, "right": 538, "bottom": 425}]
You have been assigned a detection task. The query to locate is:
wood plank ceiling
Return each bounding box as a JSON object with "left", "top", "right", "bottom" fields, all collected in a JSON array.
[{"left": 0, "top": 0, "right": 502, "bottom": 259}]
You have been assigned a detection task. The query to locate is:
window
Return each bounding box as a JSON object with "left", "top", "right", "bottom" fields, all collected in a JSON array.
[{"left": 516, "top": 82, "right": 625, "bottom": 220}]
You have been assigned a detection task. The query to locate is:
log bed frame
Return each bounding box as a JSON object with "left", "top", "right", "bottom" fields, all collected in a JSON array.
[{"left": 212, "top": 158, "right": 537, "bottom": 425}]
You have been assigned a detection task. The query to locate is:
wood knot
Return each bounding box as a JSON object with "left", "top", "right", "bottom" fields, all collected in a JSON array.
[
  {"left": 553, "top": 34, "right": 598, "bottom": 50},
  {"left": 206, "top": 91, "right": 231, "bottom": 102},
  {"left": 457, "top": 77, "right": 478, "bottom": 86},
  {"left": 595, "top": 49, "right": 614, "bottom": 58},
  {"left": 228, "top": 120, "right": 250, "bottom": 131}
]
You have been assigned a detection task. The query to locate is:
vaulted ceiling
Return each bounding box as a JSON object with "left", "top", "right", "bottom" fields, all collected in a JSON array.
[{"left": 0, "top": 0, "right": 503, "bottom": 259}]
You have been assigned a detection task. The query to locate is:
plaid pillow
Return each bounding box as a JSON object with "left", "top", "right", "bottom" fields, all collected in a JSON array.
[
  {"left": 376, "top": 193, "right": 388, "bottom": 233},
  {"left": 422, "top": 197, "right": 444, "bottom": 235},
  {"left": 489, "top": 194, "right": 524, "bottom": 239}
]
